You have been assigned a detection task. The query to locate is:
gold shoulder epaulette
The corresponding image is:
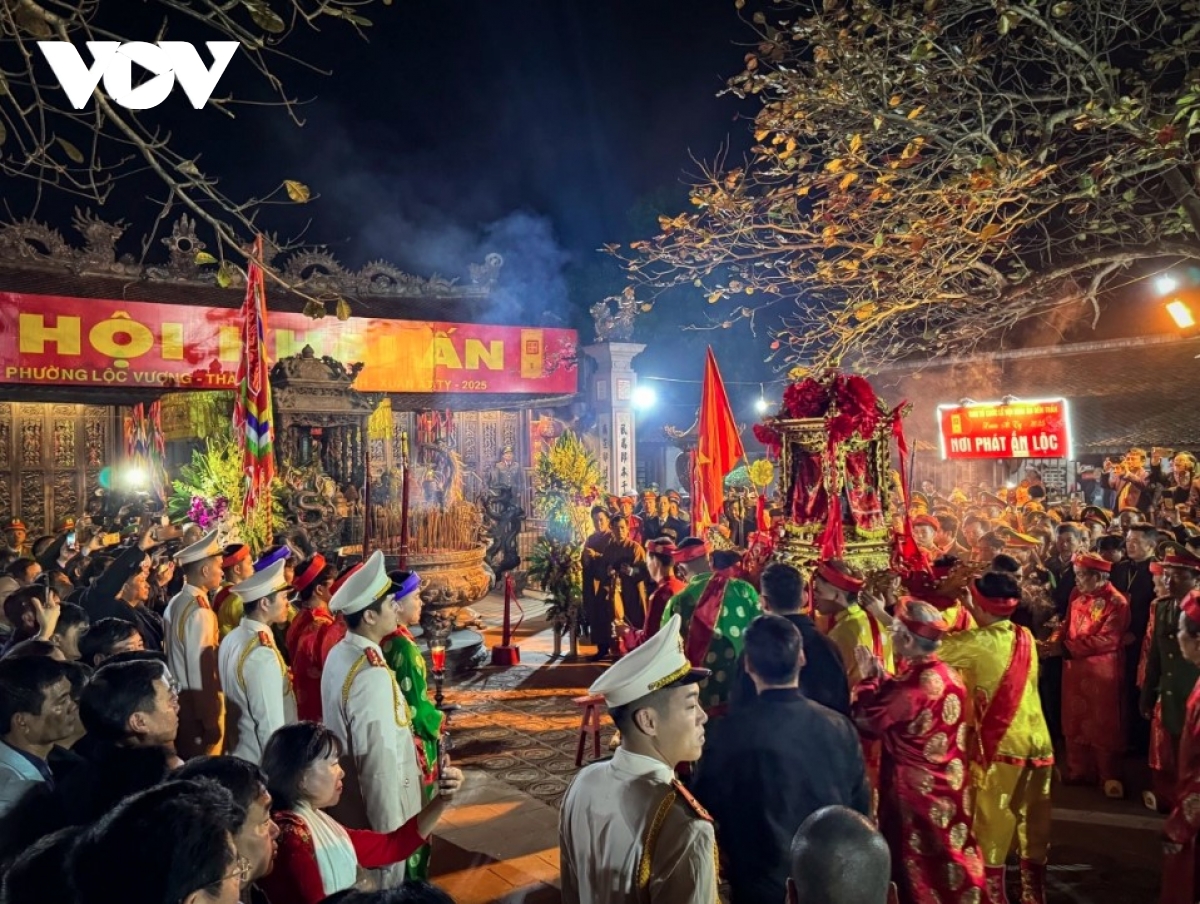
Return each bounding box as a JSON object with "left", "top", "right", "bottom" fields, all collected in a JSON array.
[
  {"left": 236, "top": 633, "right": 264, "bottom": 690},
  {"left": 637, "top": 784, "right": 678, "bottom": 890},
  {"left": 671, "top": 778, "right": 714, "bottom": 822},
  {"left": 341, "top": 654, "right": 371, "bottom": 708}
]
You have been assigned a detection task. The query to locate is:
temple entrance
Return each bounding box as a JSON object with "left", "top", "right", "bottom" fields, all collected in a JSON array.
[{"left": 0, "top": 402, "right": 117, "bottom": 535}]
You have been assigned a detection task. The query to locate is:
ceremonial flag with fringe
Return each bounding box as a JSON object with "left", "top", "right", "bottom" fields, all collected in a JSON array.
[
  {"left": 123, "top": 401, "right": 169, "bottom": 502},
  {"left": 233, "top": 236, "right": 274, "bottom": 517},
  {"left": 692, "top": 347, "right": 745, "bottom": 534}
]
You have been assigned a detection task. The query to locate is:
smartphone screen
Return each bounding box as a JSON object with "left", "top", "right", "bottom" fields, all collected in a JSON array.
[{"left": 66, "top": 531, "right": 76, "bottom": 550}]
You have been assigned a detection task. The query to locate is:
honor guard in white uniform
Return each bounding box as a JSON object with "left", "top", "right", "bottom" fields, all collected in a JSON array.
[
  {"left": 164, "top": 529, "right": 226, "bottom": 758},
  {"left": 321, "top": 550, "right": 424, "bottom": 887},
  {"left": 218, "top": 559, "right": 298, "bottom": 764},
  {"left": 559, "top": 614, "right": 718, "bottom": 904}
]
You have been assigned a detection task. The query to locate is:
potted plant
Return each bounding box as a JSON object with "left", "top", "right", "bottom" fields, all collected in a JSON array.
[{"left": 527, "top": 538, "right": 582, "bottom": 657}]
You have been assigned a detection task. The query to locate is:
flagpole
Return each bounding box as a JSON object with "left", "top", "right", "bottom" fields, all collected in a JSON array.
[
  {"left": 362, "top": 426, "right": 373, "bottom": 558},
  {"left": 234, "top": 236, "right": 275, "bottom": 552},
  {"left": 399, "top": 431, "right": 411, "bottom": 570}
]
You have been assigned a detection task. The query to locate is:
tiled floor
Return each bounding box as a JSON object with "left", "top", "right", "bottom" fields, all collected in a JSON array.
[
  {"left": 431, "top": 768, "right": 562, "bottom": 902},
  {"left": 428, "top": 590, "right": 582, "bottom": 904}
]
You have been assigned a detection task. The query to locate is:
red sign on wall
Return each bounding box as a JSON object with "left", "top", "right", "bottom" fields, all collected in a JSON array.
[
  {"left": 937, "top": 398, "right": 1072, "bottom": 460},
  {"left": 0, "top": 292, "right": 577, "bottom": 395}
]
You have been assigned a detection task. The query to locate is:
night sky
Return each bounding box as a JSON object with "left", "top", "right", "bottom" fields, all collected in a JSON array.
[{"left": 8, "top": 0, "right": 779, "bottom": 412}]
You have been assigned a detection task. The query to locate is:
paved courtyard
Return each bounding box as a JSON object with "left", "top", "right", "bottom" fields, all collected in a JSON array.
[{"left": 428, "top": 591, "right": 1167, "bottom": 904}]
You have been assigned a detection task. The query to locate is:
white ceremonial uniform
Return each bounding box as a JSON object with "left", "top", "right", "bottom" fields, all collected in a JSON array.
[
  {"left": 164, "top": 582, "right": 224, "bottom": 756},
  {"left": 322, "top": 548, "right": 426, "bottom": 887},
  {"left": 560, "top": 748, "right": 717, "bottom": 904},
  {"left": 558, "top": 613, "right": 717, "bottom": 904},
  {"left": 322, "top": 631, "right": 423, "bottom": 882},
  {"left": 219, "top": 617, "right": 298, "bottom": 764}
]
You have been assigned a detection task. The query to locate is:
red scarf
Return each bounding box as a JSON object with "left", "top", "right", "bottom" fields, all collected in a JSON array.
[
  {"left": 685, "top": 573, "right": 730, "bottom": 667},
  {"left": 866, "top": 610, "right": 885, "bottom": 661},
  {"left": 976, "top": 625, "right": 1032, "bottom": 768}
]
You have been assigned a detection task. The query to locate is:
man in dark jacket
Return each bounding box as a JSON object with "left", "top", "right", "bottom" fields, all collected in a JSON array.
[
  {"left": 1041, "top": 522, "right": 1086, "bottom": 744},
  {"left": 74, "top": 530, "right": 162, "bottom": 648},
  {"left": 693, "top": 614, "right": 870, "bottom": 904},
  {"left": 730, "top": 562, "right": 850, "bottom": 716},
  {"left": 1112, "top": 523, "right": 1158, "bottom": 755}
]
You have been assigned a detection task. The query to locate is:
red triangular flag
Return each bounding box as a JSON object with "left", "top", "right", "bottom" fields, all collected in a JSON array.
[{"left": 693, "top": 347, "right": 745, "bottom": 534}]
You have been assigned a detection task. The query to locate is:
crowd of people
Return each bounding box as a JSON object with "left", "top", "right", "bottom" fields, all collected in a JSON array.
[
  {"left": 5, "top": 444, "right": 1200, "bottom": 904},
  {"left": 0, "top": 507, "right": 466, "bottom": 904},
  {"left": 560, "top": 447, "right": 1200, "bottom": 904}
]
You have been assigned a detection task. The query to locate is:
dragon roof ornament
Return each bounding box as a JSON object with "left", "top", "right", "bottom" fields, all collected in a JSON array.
[{"left": 0, "top": 212, "right": 502, "bottom": 299}]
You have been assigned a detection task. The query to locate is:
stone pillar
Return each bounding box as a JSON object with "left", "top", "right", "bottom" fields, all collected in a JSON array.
[{"left": 582, "top": 342, "right": 646, "bottom": 496}]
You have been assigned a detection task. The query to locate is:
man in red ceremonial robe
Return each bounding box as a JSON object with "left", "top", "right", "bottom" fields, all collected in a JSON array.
[
  {"left": 1062, "top": 552, "right": 1131, "bottom": 798},
  {"left": 618, "top": 495, "right": 643, "bottom": 546},
  {"left": 1162, "top": 589, "right": 1200, "bottom": 903},
  {"left": 853, "top": 600, "right": 986, "bottom": 904}
]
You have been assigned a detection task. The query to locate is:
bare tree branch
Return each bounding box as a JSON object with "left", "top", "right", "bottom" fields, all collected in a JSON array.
[
  {"left": 0, "top": 0, "right": 383, "bottom": 313},
  {"left": 614, "top": 0, "right": 1200, "bottom": 371}
]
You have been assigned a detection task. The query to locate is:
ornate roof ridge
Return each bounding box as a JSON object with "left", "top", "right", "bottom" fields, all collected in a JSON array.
[{"left": 0, "top": 211, "right": 503, "bottom": 300}]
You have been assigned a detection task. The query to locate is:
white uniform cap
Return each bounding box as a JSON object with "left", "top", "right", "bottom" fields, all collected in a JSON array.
[
  {"left": 175, "top": 529, "right": 220, "bottom": 565},
  {"left": 231, "top": 559, "right": 289, "bottom": 604},
  {"left": 329, "top": 550, "right": 392, "bottom": 615},
  {"left": 587, "top": 614, "right": 710, "bottom": 708}
]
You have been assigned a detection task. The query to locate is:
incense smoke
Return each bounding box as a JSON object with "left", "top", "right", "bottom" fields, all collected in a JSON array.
[{"left": 276, "top": 108, "right": 572, "bottom": 327}]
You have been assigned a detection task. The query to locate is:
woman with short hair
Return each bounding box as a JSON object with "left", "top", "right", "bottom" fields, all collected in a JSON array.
[{"left": 258, "top": 721, "right": 462, "bottom": 904}]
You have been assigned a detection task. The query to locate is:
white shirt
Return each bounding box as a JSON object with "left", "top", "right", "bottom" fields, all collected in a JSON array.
[
  {"left": 218, "top": 618, "right": 298, "bottom": 763},
  {"left": 321, "top": 632, "right": 423, "bottom": 836},
  {"left": 164, "top": 583, "right": 218, "bottom": 693},
  {"left": 559, "top": 747, "right": 717, "bottom": 904},
  {"left": 164, "top": 583, "right": 224, "bottom": 751}
]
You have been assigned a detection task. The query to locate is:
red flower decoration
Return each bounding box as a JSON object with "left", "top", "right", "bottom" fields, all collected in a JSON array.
[
  {"left": 783, "top": 378, "right": 829, "bottom": 419},
  {"left": 829, "top": 374, "right": 880, "bottom": 437},
  {"left": 826, "top": 413, "right": 857, "bottom": 444},
  {"left": 753, "top": 422, "right": 782, "bottom": 456}
]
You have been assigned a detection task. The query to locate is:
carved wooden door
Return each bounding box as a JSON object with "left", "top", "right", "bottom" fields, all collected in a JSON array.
[{"left": 0, "top": 403, "right": 115, "bottom": 536}]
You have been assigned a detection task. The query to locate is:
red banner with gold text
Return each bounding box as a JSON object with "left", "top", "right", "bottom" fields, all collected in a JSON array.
[
  {"left": 937, "top": 398, "right": 1072, "bottom": 460},
  {"left": 0, "top": 292, "right": 577, "bottom": 395}
]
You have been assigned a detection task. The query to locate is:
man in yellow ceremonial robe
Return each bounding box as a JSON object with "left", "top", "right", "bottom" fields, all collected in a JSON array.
[
  {"left": 940, "top": 570, "right": 1054, "bottom": 904},
  {"left": 813, "top": 559, "right": 893, "bottom": 687}
]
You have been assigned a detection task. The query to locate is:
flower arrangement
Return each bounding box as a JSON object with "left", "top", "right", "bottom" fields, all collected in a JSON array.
[
  {"left": 748, "top": 458, "right": 775, "bottom": 492},
  {"left": 168, "top": 435, "right": 284, "bottom": 553},
  {"left": 529, "top": 432, "right": 606, "bottom": 634},
  {"left": 533, "top": 431, "right": 605, "bottom": 543},
  {"left": 186, "top": 495, "right": 229, "bottom": 530},
  {"left": 526, "top": 539, "right": 584, "bottom": 632}
]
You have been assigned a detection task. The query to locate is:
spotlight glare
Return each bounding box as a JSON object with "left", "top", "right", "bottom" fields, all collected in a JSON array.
[
  {"left": 1156, "top": 275, "right": 1180, "bottom": 295},
  {"left": 754, "top": 397, "right": 770, "bottom": 414},
  {"left": 1168, "top": 299, "right": 1196, "bottom": 329},
  {"left": 632, "top": 385, "right": 657, "bottom": 411}
]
